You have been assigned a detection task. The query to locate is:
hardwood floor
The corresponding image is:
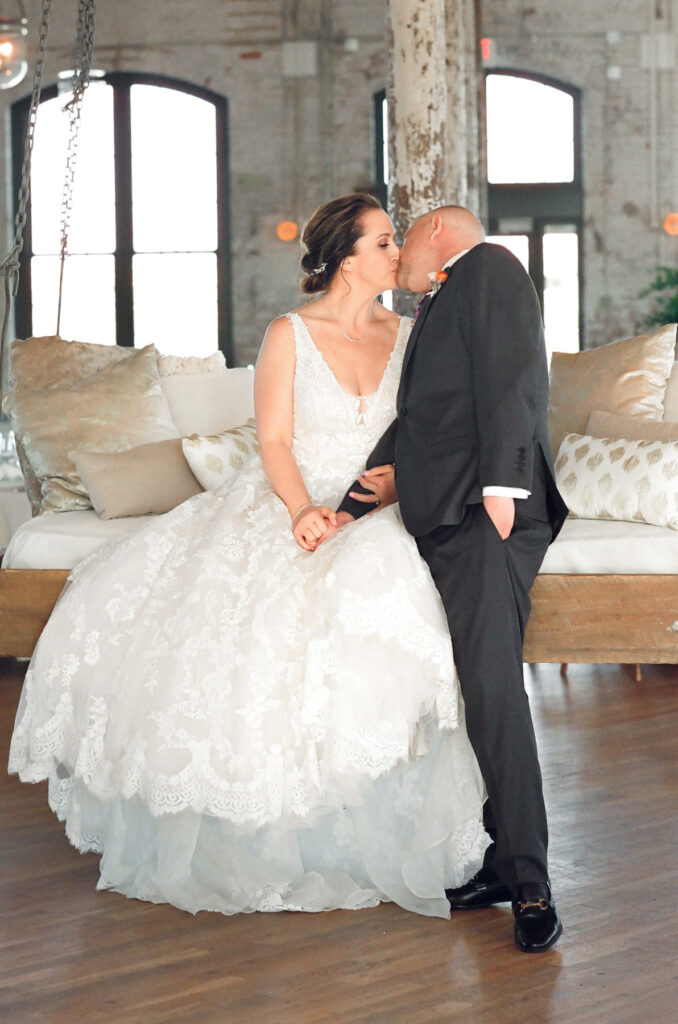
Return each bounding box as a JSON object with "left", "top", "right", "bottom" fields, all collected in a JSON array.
[{"left": 2, "top": 657, "right": 678, "bottom": 1024}]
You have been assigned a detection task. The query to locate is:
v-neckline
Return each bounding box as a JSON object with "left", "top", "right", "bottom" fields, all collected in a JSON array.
[{"left": 292, "top": 312, "right": 406, "bottom": 401}]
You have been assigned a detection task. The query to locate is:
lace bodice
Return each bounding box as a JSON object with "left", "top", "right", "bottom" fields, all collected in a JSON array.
[{"left": 289, "top": 312, "right": 410, "bottom": 506}]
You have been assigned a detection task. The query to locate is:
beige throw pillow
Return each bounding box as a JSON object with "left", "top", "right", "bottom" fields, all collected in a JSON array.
[
  {"left": 586, "top": 409, "right": 678, "bottom": 443},
  {"left": 555, "top": 431, "right": 678, "bottom": 529},
  {"left": 548, "top": 323, "right": 677, "bottom": 458},
  {"left": 181, "top": 420, "right": 259, "bottom": 491},
  {"left": 74, "top": 438, "right": 203, "bottom": 519},
  {"left": 6, "top": 345, "right": 180, "bottom": 514}
]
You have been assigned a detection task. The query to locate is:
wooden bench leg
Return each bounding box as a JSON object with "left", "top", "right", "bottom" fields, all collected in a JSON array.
[
  {"left": 634, "top": 663, "right": 642, "bottom": 683},
  {"left": 560, "top": 663, "right": 568, "bottom": 678}
]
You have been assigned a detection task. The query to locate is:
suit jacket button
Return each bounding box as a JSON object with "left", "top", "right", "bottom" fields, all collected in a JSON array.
[{"left": 400, "top": 407, "right": 408, "bottom": 418}]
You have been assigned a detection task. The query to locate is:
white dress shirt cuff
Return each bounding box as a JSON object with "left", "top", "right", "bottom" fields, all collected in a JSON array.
[{"left": 482, "top": 486, "right": 531, "bottom": 499}]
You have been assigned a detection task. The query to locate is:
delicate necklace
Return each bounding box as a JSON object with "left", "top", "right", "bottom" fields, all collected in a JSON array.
[{"left": 338, "top": 324, "right": 368, "bottom": 344}]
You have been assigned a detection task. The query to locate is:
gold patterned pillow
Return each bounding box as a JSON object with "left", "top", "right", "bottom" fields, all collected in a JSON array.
[
  {"left": 181, "top": 420, "right": 258, "bottom": 491},
  {"left": 555, "top": 432, "right": 678, "bottom": 529}
]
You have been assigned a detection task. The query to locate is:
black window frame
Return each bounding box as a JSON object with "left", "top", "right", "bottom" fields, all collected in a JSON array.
[
  {"left": 486, "top": 69, "right": 584, "bottom": 350},
  {"left": 11, "top": 71, "right": 234, "bottom": 362},
  {"left": 373, "top": 72, "right": 584, "bottom": 349}
]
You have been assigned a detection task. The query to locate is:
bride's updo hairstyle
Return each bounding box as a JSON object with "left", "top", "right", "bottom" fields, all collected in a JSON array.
[{"left": 300, "top": 192, "right": 383, "bottom": 294}]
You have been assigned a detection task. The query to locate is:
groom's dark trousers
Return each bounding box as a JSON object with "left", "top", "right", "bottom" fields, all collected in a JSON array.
[{"left": 338, "top": 243, "right": 568, "bottom": 892}]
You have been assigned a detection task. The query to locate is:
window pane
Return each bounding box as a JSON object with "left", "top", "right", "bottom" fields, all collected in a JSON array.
[
  {"left": 381, "top": 96, "right": 389, "bottom": 183},
  {"left": 543, "top": 228, "right": 579, "bottom": 361},
  {"left": 486, "top": 75, "right": 575, "bottom": 184},
  {"left": 133, "top": 253, "right": 218, "bottom": 355},
  {"left": 486, "top": 234, "right": 530, "bottom": 270},
  {"left": 131, "top": 85, "right": 218, "bottom": 253},
  {"left": 31, "top": 84, "right": 116, "bottom": 255},
  {"left": 31, "top": 255, "right": 116, "bottom": 344}
]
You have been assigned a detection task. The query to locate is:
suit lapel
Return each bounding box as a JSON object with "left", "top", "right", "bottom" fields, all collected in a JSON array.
[
  {"left": 398, "top": 256, "right": 467, "bottom": 390},
  {"left": 398, "top": 268, "right": 455, "bottom": 398},
  {"left": 399, "top": 294, "right": 432, "bottom": 382}
]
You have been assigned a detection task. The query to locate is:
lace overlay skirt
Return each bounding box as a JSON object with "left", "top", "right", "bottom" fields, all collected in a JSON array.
[{"left": 9, "top": 457, "right": 488, "bottom": 916}]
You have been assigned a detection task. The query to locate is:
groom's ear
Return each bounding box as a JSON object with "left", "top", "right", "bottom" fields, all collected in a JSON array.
[{"left": 429, "top": 214, "right": 444, "bottom": 240}]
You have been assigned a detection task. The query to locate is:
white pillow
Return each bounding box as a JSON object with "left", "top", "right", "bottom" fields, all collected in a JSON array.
[
  {"left": 555, "top": 432, "right": 678, "bottom": 529},
  {"left": 181, "top": 420, "right": 259, "bottom": 491},
  {"left": 161, "top": 366, "right": 255, "bottom": 436}
]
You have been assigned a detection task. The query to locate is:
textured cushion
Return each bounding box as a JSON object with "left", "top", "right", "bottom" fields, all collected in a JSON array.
[
  {"left": 586, "top": 409, "right": 678, "bottom": 443},
  {"left": 8, "top": 335, "right": 137, "bottom": 514},
  {"left": 157, "top": 351, "right": 226, "bottom": 377},
  {"left": 6, "top": 345, "right": 180, "bottom": 514},
  {"left": 9, "top": 334, "right": 132, "bottom": 390},
  {"left": 73, "top": 438, "right": 202, "bottom": 519},
  {"left": 548, "top": 323, "right": 677, "bottom": 458},
  {"left": 181, "top": 420, "right": 258, "bottom": 491},
  {"left": 161, "top": 366, "right": 255, "bottom": 436},
  {"left": 14, "top": 435, "right": 42, "bottom": 516},
  {"left": 555, "top": 431, "right": 678, "bottom": 529}
]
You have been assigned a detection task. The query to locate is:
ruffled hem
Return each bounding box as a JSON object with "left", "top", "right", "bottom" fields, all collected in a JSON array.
[{"left": 32, "top": 721, "right": 488, "bottom": 918}]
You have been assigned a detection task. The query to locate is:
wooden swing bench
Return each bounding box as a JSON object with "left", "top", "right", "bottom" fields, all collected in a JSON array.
[{"left": 3, "top": 543, "right": 678, "bottom": 673}]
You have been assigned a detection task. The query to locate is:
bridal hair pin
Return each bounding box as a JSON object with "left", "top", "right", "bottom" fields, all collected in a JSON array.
[{"left": 312, "top": 262, "right": 327, "bottom": 274}]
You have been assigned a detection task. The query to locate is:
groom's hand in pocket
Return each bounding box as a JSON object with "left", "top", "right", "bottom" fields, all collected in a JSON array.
[{"left": 483, "top": 495, "right": 515, "bottom": 539}]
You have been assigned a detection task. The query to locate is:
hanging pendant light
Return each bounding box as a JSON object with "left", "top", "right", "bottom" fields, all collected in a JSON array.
[{"left": 0, "top": 0, "right": 28, "bottom": 91}]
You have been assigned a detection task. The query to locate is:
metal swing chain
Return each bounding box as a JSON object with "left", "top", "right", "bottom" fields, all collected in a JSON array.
[
  {"left": 55, "top": 0, "right": 96, "bottom": 337},
  {"left": 0, "top": 0, "right": 55, "bottom": 418}
]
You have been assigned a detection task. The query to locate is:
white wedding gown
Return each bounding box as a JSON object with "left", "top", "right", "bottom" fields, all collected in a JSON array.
[{"left": 9, "top": 313, "right": 488, "bottom": 918}]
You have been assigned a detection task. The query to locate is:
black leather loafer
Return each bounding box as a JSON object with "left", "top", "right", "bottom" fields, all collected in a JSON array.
[
  {"left": 446, "top": 866, "right": 512, "bottom": 910},
  {"left": 512, "top": 883, "right": 563, "bottom": 953}
]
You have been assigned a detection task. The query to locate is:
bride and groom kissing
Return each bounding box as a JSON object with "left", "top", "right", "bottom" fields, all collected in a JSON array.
[{"left": 10, "top": 193, "right": 567, "bottom": 954}]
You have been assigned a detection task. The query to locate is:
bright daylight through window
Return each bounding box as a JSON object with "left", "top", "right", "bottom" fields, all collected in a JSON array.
[{"left": 27, "top": 79, "right": 222, "bottom": 355}]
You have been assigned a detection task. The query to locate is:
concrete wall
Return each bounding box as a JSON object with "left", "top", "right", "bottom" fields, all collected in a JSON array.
[{"left": 1, "top": 1, "right": 676, "bottom": 364}]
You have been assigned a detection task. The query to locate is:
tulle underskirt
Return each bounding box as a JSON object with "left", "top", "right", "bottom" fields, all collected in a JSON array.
[{"left": 45, "top": 719, "right": 488, "bottom": 918}]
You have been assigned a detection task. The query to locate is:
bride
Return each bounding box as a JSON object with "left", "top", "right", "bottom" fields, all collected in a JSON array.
[{"left": 9, "top": 192, "right": 487, "bottom": 917}]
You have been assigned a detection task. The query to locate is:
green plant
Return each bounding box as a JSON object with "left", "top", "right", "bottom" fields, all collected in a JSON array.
[{"left": 639, "top": 266, "right": 678, "bottom": 329}]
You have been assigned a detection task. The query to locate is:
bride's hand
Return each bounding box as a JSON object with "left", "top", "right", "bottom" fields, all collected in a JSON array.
[
  {"left": 315, "top": 510, "right": 355, "bottom": 547},
  {"left": 291, "top": 503, "right": 337, "bottom": 551},
  {"left": 350, "top": 464, "right": 397, "bottom": 509}
]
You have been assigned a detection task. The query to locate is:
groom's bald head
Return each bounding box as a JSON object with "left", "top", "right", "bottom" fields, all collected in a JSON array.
[
  {"left": 397, "top": 205, "right": 485, "bottom": 293},
  {"left": 432, "top": 205, "right": 485, "bottom": 246}
]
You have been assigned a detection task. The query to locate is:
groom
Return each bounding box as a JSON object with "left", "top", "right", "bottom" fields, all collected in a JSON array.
[{"left": 336, "top": 206, "right": 568, "bottom": 953}]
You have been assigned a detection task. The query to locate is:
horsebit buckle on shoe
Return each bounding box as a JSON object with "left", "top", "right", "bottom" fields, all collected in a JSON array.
[{"left": 519, "top": 898, "right": 549, "bottom": 911}]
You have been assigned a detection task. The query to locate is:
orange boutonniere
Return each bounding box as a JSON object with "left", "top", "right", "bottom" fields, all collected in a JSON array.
[{"left": 427, "top": 268, "right": 448, "bottom": 296}]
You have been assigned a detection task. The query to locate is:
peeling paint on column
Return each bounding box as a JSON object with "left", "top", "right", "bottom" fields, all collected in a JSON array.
[
  {"left": 387, "top": 0, "right": 479, "bottom": 312},
  {"left": 387, "top": 0, "right": 449, "bottom": 246}
]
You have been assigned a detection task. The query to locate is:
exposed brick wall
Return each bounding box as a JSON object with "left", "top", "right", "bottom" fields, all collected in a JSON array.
[
  {"left": 1, "top": 1, "right": 675, "bottom": 364},
  {"left": 481, "top": 0, "right": 678, "bottom": 348}
]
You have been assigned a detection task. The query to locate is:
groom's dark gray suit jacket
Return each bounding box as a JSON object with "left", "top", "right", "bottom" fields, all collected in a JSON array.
[{"left": 338, "top": 242, "right": 568, "bottom": 539}]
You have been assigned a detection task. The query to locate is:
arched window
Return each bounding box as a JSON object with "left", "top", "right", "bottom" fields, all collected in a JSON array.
[
  {"left": 373, "top": 72, "right": 583, "bottom": 359},
  {"left": 486, "top": 70, "right": 583, "bottom": 360},
  {"left": 11, "top": 73, "right": 232, "bottom": 361}
]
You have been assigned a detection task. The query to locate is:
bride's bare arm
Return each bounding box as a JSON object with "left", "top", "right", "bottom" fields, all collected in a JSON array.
[{"left": 255, "top": 317, "right": 336, "bottom": 550}]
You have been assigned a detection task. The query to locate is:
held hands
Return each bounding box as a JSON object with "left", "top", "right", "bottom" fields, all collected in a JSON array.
[
  {"left": 291, "top": 503, "right": 337, "bottom": 551},
  {"left": 483, "top": 494, "right": 515, "bottom": 539},
  {"left": 349, "top": 464, "right": 397, "bottom": 509}
]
